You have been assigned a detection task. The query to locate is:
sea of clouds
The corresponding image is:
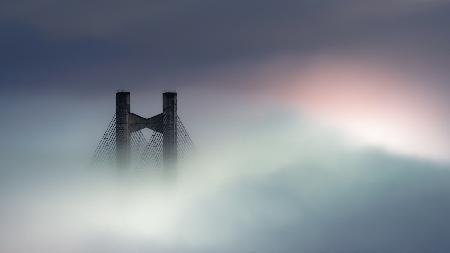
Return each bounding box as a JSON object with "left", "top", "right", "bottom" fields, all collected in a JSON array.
[{"left": 1, "top": 112, "right": 449, "bottom": 253}]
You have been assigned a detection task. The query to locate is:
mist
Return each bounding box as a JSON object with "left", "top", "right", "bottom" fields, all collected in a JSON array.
[{"left": 1, "top": 109, "right": 449, "bottom": 253}]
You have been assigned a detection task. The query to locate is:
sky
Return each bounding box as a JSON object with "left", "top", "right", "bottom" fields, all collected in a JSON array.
[{"left": 1, "top": 0, "right": 450, "bottom": 252}]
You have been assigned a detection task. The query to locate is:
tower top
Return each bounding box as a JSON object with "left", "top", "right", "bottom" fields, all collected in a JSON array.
[{"left": 163, "top": 89, "right": 177, "bottom": 94}]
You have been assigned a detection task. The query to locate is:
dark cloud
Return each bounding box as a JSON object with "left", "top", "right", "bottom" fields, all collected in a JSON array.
[{"left": 1, "top": 0, "right": 450, "bottom": 96}]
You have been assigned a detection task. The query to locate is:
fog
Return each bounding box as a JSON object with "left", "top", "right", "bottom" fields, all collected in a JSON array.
[{"left": 1, "top": 111, "right": 449, "bottom": 253}]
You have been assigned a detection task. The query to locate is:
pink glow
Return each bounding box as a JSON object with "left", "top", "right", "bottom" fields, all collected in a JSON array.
[{"left": 273, "top": 56, "right": 450, "bottom": 161}]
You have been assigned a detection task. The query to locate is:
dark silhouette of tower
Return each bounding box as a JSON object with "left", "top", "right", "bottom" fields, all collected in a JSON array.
[
  {"left": 116, "top": 91, "right": 131, "bottom": 168},
  {"left": 162, "top": 92, "right": 177, "bottom": 169},
  {"left": 115, "top": 91, "right": 178, "bottom": 169}
]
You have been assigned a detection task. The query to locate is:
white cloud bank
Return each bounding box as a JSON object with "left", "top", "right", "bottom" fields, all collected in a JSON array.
[{"left": 0, "top": 113, "right": 449, "bottom": 253}]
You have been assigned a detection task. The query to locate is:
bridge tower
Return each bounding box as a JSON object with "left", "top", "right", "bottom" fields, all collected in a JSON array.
[
  {"left": 115, "top": 91, "right": 179, "bottom": 169},
  {"left": 162, "top": 92, "right": 177, "bottom": 169},
  {"left": 116, "top": 91, "right": 131, "bottom": 168}
]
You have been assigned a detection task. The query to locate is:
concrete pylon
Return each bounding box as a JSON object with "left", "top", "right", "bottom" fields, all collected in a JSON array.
[
  {"left": 114, "top": 91, "right": 178, "bottom": 170},
  {"left": 116, "top": 91, "right": 131, "bottom": 168},
  {"left": 163, "top": 92, "right": 177, "bottom": 169}
]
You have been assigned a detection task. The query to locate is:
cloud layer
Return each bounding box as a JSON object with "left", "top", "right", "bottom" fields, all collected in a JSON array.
[{"left": 1, "top": 113, "right": 449, "bottom": 253}]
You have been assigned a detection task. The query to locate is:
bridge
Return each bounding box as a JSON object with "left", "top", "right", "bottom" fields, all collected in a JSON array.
[{"left": 92, "top": 91, "right": 194, "bottom": 170}]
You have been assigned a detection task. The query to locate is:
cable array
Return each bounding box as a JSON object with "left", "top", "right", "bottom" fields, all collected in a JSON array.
[
  {"left": 92, "top": 114, "right": 117, "bottom": 165},
  {"left": 177, "top": 115, "right": 194, "bottom": 159},
  {"left": 92, "top": 114, "right": 194, "bottom": 168},
  {"left": 140, "top": 132, "right": 163, "bottom": 168}
]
